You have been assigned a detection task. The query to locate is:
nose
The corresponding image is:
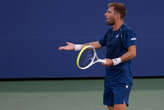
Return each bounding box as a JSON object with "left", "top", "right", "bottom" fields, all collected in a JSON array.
[{"left": 104, "top": 12, "right": 107, "bottom": 17}]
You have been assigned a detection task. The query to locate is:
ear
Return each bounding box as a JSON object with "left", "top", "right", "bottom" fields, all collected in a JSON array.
[
  {"left": 113, "top": 11, "right": 120, "bottom": 18},
  {"left": 116, "top": 12, "right": 121, "bottom": 19}
]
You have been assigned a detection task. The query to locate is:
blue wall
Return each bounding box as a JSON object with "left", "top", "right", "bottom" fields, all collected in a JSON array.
[{"left": 0, "top": 0, "right": 164, "bottom": 78}]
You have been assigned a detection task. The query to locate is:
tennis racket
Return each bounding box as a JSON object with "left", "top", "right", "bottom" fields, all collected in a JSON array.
[{"left": 76, "top": 45, "right": 106, "bottom": 69}]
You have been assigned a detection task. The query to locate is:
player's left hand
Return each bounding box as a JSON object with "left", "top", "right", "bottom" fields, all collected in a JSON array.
[{"left": 102, "top": 58, "right": 113, "bottom": 66}]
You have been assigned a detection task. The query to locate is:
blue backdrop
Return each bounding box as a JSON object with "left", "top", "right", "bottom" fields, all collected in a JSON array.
[{"left": 0, "top": 0, "right": 164, "bottom": 78}]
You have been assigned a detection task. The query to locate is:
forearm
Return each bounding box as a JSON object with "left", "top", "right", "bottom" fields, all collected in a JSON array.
[
  {"left": 107, "top": 45, "right": 136, "bottom": 66},
  {"left": 120, "top": 51, "right": 136, "bottom": 63},
  {"left": 120, "top": 45, "right": 136, "bottom": 63},
  {"left": 82, "top": 41, "right": 102, "bottom": 49},
  {"left": 59, "top": 41, "right": 102, "bottom": 51}
]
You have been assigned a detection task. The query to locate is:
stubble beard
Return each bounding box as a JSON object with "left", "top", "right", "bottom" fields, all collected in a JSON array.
[{"left": 106, "top": 19, "right": 115, "bottom": 26}]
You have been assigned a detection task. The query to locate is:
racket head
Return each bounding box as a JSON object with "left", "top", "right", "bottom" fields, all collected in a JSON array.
[{"left": 76, "top": 45, "right": 96, "bottom": 69}]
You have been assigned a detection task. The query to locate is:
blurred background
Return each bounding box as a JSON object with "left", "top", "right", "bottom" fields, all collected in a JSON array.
[
  {"left": 0, "top": 0, "right": 164, "bottom": 110},
  {"left": 0, "top": 0, "right": 164, "bottom": 79}
]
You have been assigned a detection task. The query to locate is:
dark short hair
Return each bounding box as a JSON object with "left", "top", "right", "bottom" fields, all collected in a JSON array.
[{"left": 108, "top": 2, "right": 126, "bottom": 19}]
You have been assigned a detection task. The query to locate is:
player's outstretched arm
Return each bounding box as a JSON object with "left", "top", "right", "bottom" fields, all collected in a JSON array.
[
  {"left": 83, "top": 41, "right": 102, "bottom": 49},
  {"left": 58, "top": 41, "right": 102, "bottom": 51}
]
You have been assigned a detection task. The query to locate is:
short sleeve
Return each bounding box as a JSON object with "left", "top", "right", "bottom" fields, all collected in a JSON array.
[{"left": 122, "top": 29, "right": 136, "bottom": 49}]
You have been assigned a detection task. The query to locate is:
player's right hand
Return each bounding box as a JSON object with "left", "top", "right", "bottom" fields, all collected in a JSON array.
[
  {"left": 58, "top": 42, "right": 75, "bottom": 51},
  {"left": 102, "top": 58, "right": 113, "bottom": 67}
]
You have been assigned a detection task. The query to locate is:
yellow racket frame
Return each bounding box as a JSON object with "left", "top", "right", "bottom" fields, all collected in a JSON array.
[
  {"left": 76, "top": 45, "right": 106, "bottom": 69},
  {"left": 76, "top": 45, "right": 95, "bottom": 69}
]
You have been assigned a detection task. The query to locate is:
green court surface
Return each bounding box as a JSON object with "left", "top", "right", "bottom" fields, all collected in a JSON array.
[{"left": 0, "top": 78, "right": 163, "bottom": 110}]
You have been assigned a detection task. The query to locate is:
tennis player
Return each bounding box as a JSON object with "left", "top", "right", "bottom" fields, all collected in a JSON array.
[{"left": 58, "top": 2, "right": 136, "bottom": 110}]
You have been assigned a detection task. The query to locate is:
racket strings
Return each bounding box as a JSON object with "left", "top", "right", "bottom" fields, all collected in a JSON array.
[{"left": 79, "top": 49, "right": 94, "bottom": 68}]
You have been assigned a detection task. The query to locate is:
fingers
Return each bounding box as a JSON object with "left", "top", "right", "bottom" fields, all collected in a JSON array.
[
  {"left": 102, "top": 58, "right": 113, "bottom": 66},
  {"left": 58, "top": 45, "right": 74, "bottom": 51},
  {"left": 66, "top": 42, "right": 73, "bottom": 45},
  {"left": 58, "top": 42, "right": 71, "bottom": 50},
  {"left": 58, "top": 42, "right": 75, "bottom": 51},
  {"left": 58, "top": 46, "right": 64, "bottom": 50},
  {"left": 58, "top": 46, "right": 70, "bottom": 50},
  {"left": 102, "top": 58, "right": 107, "bottom": 65},
  {"left": 66, "top": 42, "right": 70, "bottom": 45}
]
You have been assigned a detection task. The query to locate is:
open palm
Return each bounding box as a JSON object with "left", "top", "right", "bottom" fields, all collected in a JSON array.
[{"left": 58, "top": 42, "right": 75, "bottom": 51}]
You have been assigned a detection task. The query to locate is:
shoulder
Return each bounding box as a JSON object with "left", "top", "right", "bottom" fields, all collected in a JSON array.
[{"left": 122, "top": 25, "right": 136, "bottom": 35}]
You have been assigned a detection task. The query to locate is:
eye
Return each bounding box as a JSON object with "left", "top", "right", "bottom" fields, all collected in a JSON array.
[{"left": 108, "top": 11, "right": 111, "bottom": 14}]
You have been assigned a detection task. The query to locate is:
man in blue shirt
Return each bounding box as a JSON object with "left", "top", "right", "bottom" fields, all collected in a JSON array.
[{"left": 59, "top": 2, "right": 136, "bottom": 110}]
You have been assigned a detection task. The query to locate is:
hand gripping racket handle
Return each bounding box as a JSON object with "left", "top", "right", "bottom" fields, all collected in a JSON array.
[{"left": 97, "top": 59, "right": 106, "bottom": 64}]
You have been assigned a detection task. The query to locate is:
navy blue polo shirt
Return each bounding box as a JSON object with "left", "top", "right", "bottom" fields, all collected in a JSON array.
[{"left": 99, "top": 24, "right": 136, "bottom": 85}]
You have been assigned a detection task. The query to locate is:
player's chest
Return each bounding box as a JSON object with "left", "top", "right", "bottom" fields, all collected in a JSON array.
[{"left": 106, "top": 33, "right": 122, "bottom": 48}]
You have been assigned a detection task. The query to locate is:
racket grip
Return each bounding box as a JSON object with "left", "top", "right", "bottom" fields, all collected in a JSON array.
[{"left": 98, "top": 59, "right": 106, "bottom": 64}]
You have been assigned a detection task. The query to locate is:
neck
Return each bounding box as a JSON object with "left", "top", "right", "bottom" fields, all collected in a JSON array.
[{"left": 112, "top": 19, "right": 124, "bottom": 31}]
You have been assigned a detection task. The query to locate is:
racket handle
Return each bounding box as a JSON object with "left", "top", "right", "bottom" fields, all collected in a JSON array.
[{"left": 98, "top": 59, "right": 106, "bottom": 64}]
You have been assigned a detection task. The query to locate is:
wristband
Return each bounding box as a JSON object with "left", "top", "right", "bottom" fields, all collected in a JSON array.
[
  {"left": 112, "top": 58, "right": 121, "bottom": 66},
  {"left": 74, "top": 44, "right": 82, "bottom": 51}
]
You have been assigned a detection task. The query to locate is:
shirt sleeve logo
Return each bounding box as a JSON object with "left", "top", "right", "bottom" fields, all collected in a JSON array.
[{"left": 131, "top": 38, "right": 136, "bottom": 41}]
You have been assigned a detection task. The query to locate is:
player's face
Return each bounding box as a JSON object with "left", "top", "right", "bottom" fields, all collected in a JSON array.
[{"left": 105, "top": 7, "right": 116, "bottom": 25}]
